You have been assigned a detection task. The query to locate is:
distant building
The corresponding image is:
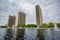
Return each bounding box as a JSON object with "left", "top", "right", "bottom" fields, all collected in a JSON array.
[
  {"left": 36, "top": 5, "right": 43, "bottom": 25},
  {"left": 8, "top": 15, "right": 16, "bottom": 26},
  {"left": 17, "top": 12, "right": 26, "bottom": 26}
]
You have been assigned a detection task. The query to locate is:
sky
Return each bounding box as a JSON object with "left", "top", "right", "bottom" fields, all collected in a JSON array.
[{"left": 0, "top": 0, "right": 60, "bottom": 25}]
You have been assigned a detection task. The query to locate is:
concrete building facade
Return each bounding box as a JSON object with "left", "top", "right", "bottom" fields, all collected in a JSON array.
[
  {"left": 36, "top": 5, "right": 43, "bottom": 25},
  {"left": 17, "top": 12, "right": 26, "bottom": 26},
  {"left": 8, "top": 15, "right": 16, "bottom": 26}
]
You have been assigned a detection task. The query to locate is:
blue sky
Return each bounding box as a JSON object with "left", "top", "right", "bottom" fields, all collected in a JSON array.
[{"left": 0, "top": 0, "right": 60, "bottom": 25}]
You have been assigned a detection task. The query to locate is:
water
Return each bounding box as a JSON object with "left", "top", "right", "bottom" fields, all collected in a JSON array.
[
  {"left": 25, "top": 28, "right": 37, "bottom": 40},
  {"left": 0, "top": 28, "right": 7, "bottom": 40},
  {"left": 0, "top": 28, "right": 60, "bottom": 40}
]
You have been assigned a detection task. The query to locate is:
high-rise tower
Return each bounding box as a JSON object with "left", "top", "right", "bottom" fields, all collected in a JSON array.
[
  {"left": 36, "top": 5, "right": 43, "bottom": 25},
  {"left": 17, "top": 12, "right": 26, "bottom": 26}
]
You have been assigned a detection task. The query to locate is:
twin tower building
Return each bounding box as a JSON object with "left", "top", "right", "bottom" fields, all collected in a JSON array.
[{"left": 8, "top": 5, "right": 43, "bottom": 26}]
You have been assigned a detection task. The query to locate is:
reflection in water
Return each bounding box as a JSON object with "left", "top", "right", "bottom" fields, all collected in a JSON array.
[
  {"left": 45, "top": 29, "right": 52, "bottom": 40},
  {"left": 0, "top": 28, "right": 60, "bottom": 40},
  {"left": 16, "top": 29, "right": 25, "bottom": 40},
  {"left": 25, "top": 28, "right": 37, "bottom": 40},
  {"left": 37, "top": 29, "right": 45, "bottom": 40},
  {"left": 4, "top": 29, "right": 13, "bottom": 40},
  {"left": 50, "top": 29, "right": 60, "bottom": 40},
  {"left": 0, "top": 28, "right": 6, "bottom": 40}
]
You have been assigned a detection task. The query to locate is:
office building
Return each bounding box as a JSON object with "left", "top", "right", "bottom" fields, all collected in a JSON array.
[
  {"left": 36, "top": 5, "right": 43, "bottom": 25},
  {"left": 8, "top": 15, "right": 16, "bottom": 26},
  {"left": 17, "top": 12, "right": 26, "bottom": 26}
]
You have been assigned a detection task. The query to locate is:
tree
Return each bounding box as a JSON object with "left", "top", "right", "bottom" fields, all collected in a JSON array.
[
  {"left": 0, "top": 25, "right": 7, "bottom": 28},
  {"left": 48, "top": 22, "right": 54, "bottom": 28},
  {"left": 41, "top": 23, "right": 48, "bottom": 28},
  {"left": 16, "top": 25, "right": 20, "bottom": 28},
  {"left": 56, "top": 23, "right": 60, "bottom": 28},
  {"left": 8, "top": 25, "right": 12, "bottom": 28},
  {"left": 22, "top": 25, "right": 27, "bottom": 28},
  {"left": 26, "top": 24, "right": 37, "bottom": 28}
]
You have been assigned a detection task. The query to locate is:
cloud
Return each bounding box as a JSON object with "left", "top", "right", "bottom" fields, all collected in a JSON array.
[{"left": 0, "top": 0, "right": 60, "bottom": 25}]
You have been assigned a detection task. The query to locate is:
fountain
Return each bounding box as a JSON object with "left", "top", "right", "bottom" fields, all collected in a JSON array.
[
  {"left": 12, "top": 25, "right": 15, "bottom": 28},
  {"left": 37, "top": 25, "right": 40, "bottom": 28},
  {"left": 54, "top": 23, "right": 59, "bottom": 31}
]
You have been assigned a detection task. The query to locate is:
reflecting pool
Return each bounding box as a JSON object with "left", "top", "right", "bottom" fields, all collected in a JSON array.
[{"left": 0, "top": 28, "right": 60, "bottom": 40}]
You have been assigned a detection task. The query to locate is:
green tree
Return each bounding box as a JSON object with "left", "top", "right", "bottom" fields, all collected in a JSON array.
[
  {"left": 48, "top": 22, "right": 54, "bottom": 28},
  {"left": 8, "top": 25, "right": 12, "bottom": 28},
  {"left": 26, "top": 24, "right": 37, "bottom": 28},
  {"left": 22, "top": 25, "right": 27, "bottom": 28},
  {"left": 41, "top": 23, "right": 48, "bottom": 28},
  {"left": 16, "top": 25, "right": 20, "bottom": 28},
  {"left": 56, "top": 23, "right": 60, "bottom": 28},
  {"left": 0, "top": 25, "right": 7, "bottom": 28}
]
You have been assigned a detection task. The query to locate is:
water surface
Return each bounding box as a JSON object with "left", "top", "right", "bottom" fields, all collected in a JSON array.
[{"left": 0, "top": 28, "right": 60, "bottom": 40}]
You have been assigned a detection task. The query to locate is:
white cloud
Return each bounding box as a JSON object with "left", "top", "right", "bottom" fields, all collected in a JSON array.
[{"left": 0, "top": 0, "right": 60, "bottom": 25}]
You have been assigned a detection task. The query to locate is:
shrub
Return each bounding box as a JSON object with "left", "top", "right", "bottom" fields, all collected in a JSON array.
[
  {"left": 48, "top": 22, "right": 54, "bottom": 28},
  {"left": 22, "top": 25, "right": 27, "bottom": 28},
  {"left": 41, "top": 23, "right": 48, "bottom": 28},
  {"left": 8, "top": 25, "right": 12, "bottom": 28},
  {"left": 0, "top": 26, "right": 7, "bottom": 28},
  {"left": 26, "top": 24, "right": 37, "bottom": 28},
  {"left": 16, "top": 25, "right": 20, "bottom": 28},
  {"left": 56, "top": 23, "right": 60, "bottom": 28}
]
